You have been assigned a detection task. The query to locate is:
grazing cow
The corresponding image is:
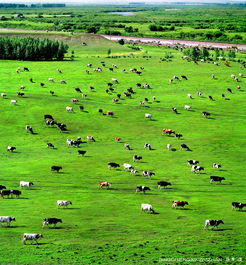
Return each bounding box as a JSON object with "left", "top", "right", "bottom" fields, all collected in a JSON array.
[
  {"left": 20, "top": 181, "right": 34, "bottom": 189},
  {"left": 47, "top": 143, "right": 54, "bottom": 148},
  {"left": 239, "top": 73, "right": 243, "bottom": 77},
  {"left": 187, "top": 160, "right": 199, "bottom": 166},
  {"left": 29, "top": 78, "right": 34, "bottom": 83},
  {"left": 210, "top": 176, "right": 225, "bottom": 184},
  {"left": 0, "top": 216, "right": 16, "bottom": 226},
  {"left": 184, "top": 105, "right": 191, "bottom": 110},
  {"left": 79, "top": 106, "right": 84, "bottom": 111},
  {"left": 232, "top": 202, "right": 246, "bottom": 211},
  {"left": 175, "top": 133, "right": 183, "bottom": 139},
  {"left": 48, "top": 78, "right": 54, "bottom": 82},
  {"left": 57, "top": 69, "right": 62, "bottom": 73},
  {"left": 221, "top": 94, "right": 226, "bottom": 99},
  {"left": 197, "top": 92, "right": 203, "bottom": 97},
  {"left": 40, "top": 83, "right": 45, "bottom": 87},
  {"left": 20, "top": 86, "right": 25, "bottom": 90},
  {"left": 0, "top": 185, "right": 6, "bottom": 190},
  {"left": 60, "top": 80, "right": 66, "bottom": 84},
  {"left": 57, "top": 200, "right": 72, "bottom": 208},
  {"left": 17, "top": 92, "right": 24, "bottom": 97},
  {"left": 173, "top": 75, "right": 179, "bottom": 80},
  {"left": 85, "top": 70, "right": 90, "bottom": 74},
  {"left": 10, "top": 190, "right": 21, "bottom": 198},
  {"left": 171, "top": 107, "right": 178, "bottom": 114},
  {"left": 143, "top": 83, "right": 150, "bottom": 89},
  {"left": 141, "top": 203, "right": 154, "bottom": 214},
  {"left": 78, "top": 150, "right": 86, "bottom": 156},
  {"left": 139, "top": 101, "right": 145, "bottom": 106},
  {"left": 213, "top": 163, "right": 221, "bottom": 169},
  {"left": 136, "top": 186, "right": 150, "bottom": 194},
  {"left": 1, "top": 93, "right": 6, "bottom": 98},
  {"left": 166, "top": 144, "right": 172, "bottom": 151},
  {"left": 25, "top": 125, "right": 34, "bottom": 134},
  {"left": 187, "top": 94, "right": 192, "bottom": 99},
  {"left": 11, "top": 99, "right": 17, "bottom": 105},
  {"left": 87, "top": 136, "right": 95, "bottom": 142},
  {"left": 107, "top": 111, "right": 114, "bottom": 116},
  {"left": 87, "top": 63, "right": 92, "bottom": 67},
  {"left": 145, "top": 113, "right": 152, "bottom": 120},
  {"left": 172, "top": 201, "right": 189, "bottom": 209},
  {"left": 208, "top": 96, "right": 214, "bottom": 101},
  {"left": 191, "top": 165, "right": 204, "bottom": 173},
  {"left": 99, "top": 181, "right": 111, "bottom": 189},
  {"left": 43, "top": 218, "right": 62, "bottom": 228},
  {"left": 108, "top": 162, "right": 120, "bottom": 169},
  {"left": 109, "top": 68, "right": 114, "bottom": 72},
  {"left": 180, "top": 144, "right": 190, "bottom": 151},
  {"left": 152, "top": 96, "right": 156, "bottom": 101},
  {"left": 227, "top": 88, "right": 232, "bottom": 94},
  {"left": 123, "top": 163, "right": 133, "bottom": 171},
  {"left": 124, "top": 143, "right": 131, "bottom": 150},
  {"left": 136, "top": 83, "right": 141, "bottom": 88},
  {"left": 211, "top": 74, "right": 215, "bottom": 79},
  {"left": 162, "top": 129, "right": 175, "bottom": 136},
  {"left": 51, "top": 166, "right": 62, "bottom": 172},
  {"left": 204, "top": 220, "right": 224, "bottom": 229},
  {"left": 157, "top": 181, "right": 171, "bottom": 189},
  {"left": 117, "top": 93, "right": 121, "bottom": 99},
  {"left": 75, "top": 87, "right": 82, "bottom": 93},
  {"left": 130, "top": 169, "right": 138, "bottom": 174},
  {"left": 89, "top": 86, "right": 94, "bottom": 91},
  {"left": 98, "top": 109, "right": 103, "bottom": 115},
  {"left": 50, "top": 90, "right": 54, "bottom": 96},
  {"left": 107, "top": 82, "right": 113, "bottom": 87},
  {"left": 202, "top": 112, "right": 210, "bottom": 118},
  {"left": 142, "top": 171, "right": 155, "bottom": 178},
  {"left": 136, "top": 71, "right": 142, "bottom": 75},
  {"left": 133, "top": 155, "right": 142, "bottom": 162},
  {"left": 144, "top": 143, "right": 152, "bottom": 150},
  {"left": 112, "top": 78, "right": 118, "bottom": 83},
  {"left": 71, "top": 98, "right": 79, "bottom": 103},
  {"left": 82, "top": 94, "right": 87, "bottom": 99},
  {"left": 22, "top": 233, "right": 43, "bottom": 245},
  {"left": 236, "top": 86, "right": 240, "bottom": 90},
  {"left": 23, "top": 67, "right": 29, "bottom": 71},
  {"left": 66, "top": 106, "right": 73, "bottom": 112},
  {"left": 115, "top": 137, "right": 121, "bottom": 142},
  {"left": 181, "top": 75, "right": 188, "bottom": 80},
  {"left": 0, "top": 190, "right": 11, "bottom": 198},
  {"left": 7, "top": 146, "right": 16, "bottom": 152}
]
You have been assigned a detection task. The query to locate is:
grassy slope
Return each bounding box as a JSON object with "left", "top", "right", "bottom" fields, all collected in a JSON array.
[{"left": 0, "top": 33, "right": 245, "bottom": 264}]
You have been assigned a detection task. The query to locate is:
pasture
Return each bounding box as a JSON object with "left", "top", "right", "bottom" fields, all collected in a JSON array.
[{"left": 0, "top": 33, "right": 245, "bottom": 264}]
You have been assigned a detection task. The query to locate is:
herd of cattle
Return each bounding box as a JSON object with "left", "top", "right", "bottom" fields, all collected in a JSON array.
[{"left": 0, "top": 58, "right": 245, "bottom": 245}]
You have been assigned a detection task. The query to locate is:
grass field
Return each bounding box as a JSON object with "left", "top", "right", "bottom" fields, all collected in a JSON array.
[{"left": 0, "top": 33, "right": 245, "bottom": 265}]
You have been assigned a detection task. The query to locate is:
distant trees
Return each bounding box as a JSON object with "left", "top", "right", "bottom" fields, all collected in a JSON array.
[
  {"left": 0, "top": 36, "right": 68, "bottom": 61},
  {"left": 183, "top": 47, "right": 210, "bottom": 62},
  {"left": 149, "top": 24, "right": 175, "bottom": 32}
]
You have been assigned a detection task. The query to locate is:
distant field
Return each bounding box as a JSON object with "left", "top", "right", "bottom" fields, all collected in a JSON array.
[{"left": 0, "top": 32, "right": 245, "bottom": 264}]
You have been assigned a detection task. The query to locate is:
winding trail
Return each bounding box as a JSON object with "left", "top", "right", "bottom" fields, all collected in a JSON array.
[{"left": 101, "top": 34, "right": 246, "bottom": 51}]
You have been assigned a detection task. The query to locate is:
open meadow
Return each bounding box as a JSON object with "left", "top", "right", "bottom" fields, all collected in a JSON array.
[{"left": 0, "top": 32, "right": 245, "bottom": 264}]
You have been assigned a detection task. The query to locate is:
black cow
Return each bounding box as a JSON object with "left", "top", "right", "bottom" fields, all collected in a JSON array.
[
  {"left": 10, "top": 190, "right": 22, "bottom": 198},
  {"left": 40, "top": 83, "right": 45, "bottom": 87},
  {"left": 47, "top": 143, "right": 55, "bottom": 148},
  {"left": 232, "top": 202, "right": 246, "bottom": 211},
  {"left": 181, "top": 144, "right": 190, "bottom": 151},
  {"left": 75, "top": 87, "right": 82, "bottom": 93},
  {"left": 210, "top": 176, "right": 225, "bottom": 184},
  {"left": 175, "top": 134, "right": 183, "bottom": 139},
  {"left": 187, "top": 160, "right": 199, "bottom": 166},
  {"left": 23, "top": 67, "right": 29, "bottom": 71},
  {"left": 204, "top": 220, "right": 224, "bottom": 229},
  {"left": 0, "top": 190, "right": 11, "bottom": 198},
  {"left": 44, "top": 114, "right": 54, "bottom": 120},
  {"left": 0, "top": 185, "right": 6, "bottom": 190},
  {"left": 17, "top": 92, "right": 24, "bottom": 97},
  {"left": 50, "top": 91, "right": 55, "bottom": 96},
  {"left": 117, "top": 93, "right": 121, "bottom": 99},
  {"left": 157, "top": 181, "right": 171, "bottom": 189},
  {"left": 208, "top": 96, "right": 214, "bottom": 101},
  {"left": 227, "top": 88, "right": 232, "bottom": 93},
  {"left": 29, "top": 78, "right": 34, "bottom": 83},
  {"left": 107, "top": 83, "right": 113, "bottom": 87},
  {"left": 136, "top": 186, "right": 151, "bottom": 194},
  {"left": 133, "top": 155, "right": 142, "bottom": 162},
  {"left": 108, "top": 162, "right": 120, "bottom": 169},
  {"left": 43, "top": 218, "right": 62, "bottom": 228},
  {"left": 78, "top": 150, "right": 86, "bottom": 156},
  {"left": 181, "top": 75, "right": 188, "bottom": 80},
  {"left": 79, "top": 106, "right": 84, "bottom": 111},
  {"left": 51, "top": 166, "right": 62, "bottom": 172}
]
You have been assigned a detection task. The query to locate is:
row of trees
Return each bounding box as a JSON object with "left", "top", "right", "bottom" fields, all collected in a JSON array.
[
  {"left": 0, "top": 37, "right": 68, "bottom": 61},
  {"left": 149, "top": 24, "right": 175, "bottom": 32}
]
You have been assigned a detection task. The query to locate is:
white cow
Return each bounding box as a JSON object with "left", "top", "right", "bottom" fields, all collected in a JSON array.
[
  {"left": 1, "top": 93, "right": 6, "bottom": 98},
  {"left": 112, "top": 78, "right": 118, "bottom": 83},
  {"left": 48, "top": 78, "right": 54, "bottom": 82},
  {"left": 166, "top": 144, "right": 172, "bottom": 151},
  {"left": 145, "top": 113, "right": 152, "bottom": 120},
  {"left": 141, "top": 203, "right": 154, "bottom": 213},
  {"left": 66, "top": 106, "right": 73, "bottom": 112},
  {"left": 20, "top": 181, "right": 34, "bottom": 189},
  {"left": 11, "top": 99, "right": 17, "bottom": 104},
  {"left": 22, "top": 233, "right": 43, "bottom": 245},
  {"left": 187, "top": 94, "right": 192, "bottom": 99},
  {"left": 184, "top": 105, "right": 191, "bottom": 110},
  {"left": 57, "top": 200, "right": 72, "bottom": 208},
  {"left": 0, "top": 216, "right": 16, "bottom": 226},
  {"left": 123, "top": 163, "right": 133, "bottom": 171}
]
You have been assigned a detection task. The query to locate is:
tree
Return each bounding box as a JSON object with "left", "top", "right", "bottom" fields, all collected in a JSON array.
[
  {"left": 118, "top": 39, "right": 125, "bottom": 45},
  {"left": 190, "top": 47, "right": 200, "bottom": 62},
  {"left": 107, "top": 48, "right": 111, "bottom": 57}
]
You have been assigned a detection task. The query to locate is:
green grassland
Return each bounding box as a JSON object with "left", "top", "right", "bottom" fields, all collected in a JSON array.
[{"left": 0, "top": 33, "right": 245, "bottom": 264}]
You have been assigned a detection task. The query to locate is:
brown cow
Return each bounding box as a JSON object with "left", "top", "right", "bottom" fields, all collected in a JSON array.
[{"left": 99, "top": 181, "right": 112, "bottom": 189}]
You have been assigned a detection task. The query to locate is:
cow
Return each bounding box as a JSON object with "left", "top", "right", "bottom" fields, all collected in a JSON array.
[
  {"left": 40, "top": 83, "right": 45, "bottom": 87},
  {"left": 166, "top": 144, "right": 172, "bottom": 151},
  {"left": 25, "top": 125, "right": 33, "bottom": 134},
  {"left": 66, "top": 106, "right": 73, "bottom": 112},
  {"left": 191, "top": 165, "right": 204, "bottom": 173},
  {"left": 87, "top": 63, "right": 92, "bottom": 67},
  {"left": 75, "top": 87, "right": 82, "bottom": 93},
  {"left": 157, "top": 181, "right": 171, "bottom": 189},
  {"left": 57, "top": 69, "right": 62, "bottom": 73},
  {"left": 124, "top": 143, "right": 131, "bottom": 150},
  {"left": 78, "top": 150, "right": 86, "bottom": 156},
  {"left": 79, "top": 106, "right": 84, "bottom": 111},
  {"left": 50, "top": 91, "right": 54, "bottom": 96},
  {"left": 0, "top": 190, "right": 11, "bottom": 198},
  {"left": 232, "top": 202, "right": 246, "bottom": 211},
  {"left": 115, "top": 137, "right": 121, "bottom": 142},
  {"left": 211, "top": 74, "right": 215, "bottom": 79},
  {"left": 20, "top": 181, "right": 34, "bottom": 189},
  {"left": 42, "top": 218, "right": 62, "bottom": 228},
  {"left": 172, "top": 200, "right": 189, "bottom": 209},
  {"left": 22, "top": 233, "right": 43, "bottom": 245},
  {"left": 71, "top": 98, "right": 79, "bottom": 103},
  {"left": 213, "top": 163, "right": 221, "bottom": 169},
  {"left": 20, "top": 86, "right": 25, "bottom": 90},
  {"left": 187, "top": 160, "right": 199, "bottom": 166},
  {"left": 0, "top": 185, "right": 6, "bottom": 190},
  {"left": 57, "top": 200, "right": 72, "bottom": 208},
  {"left": 17, "top": 92, "right": 24, "bottom": 97},
  {"left": 180, "top": 144, "right": 190, "bottom": 151},
  {"left": 175, "top": 134, "right": 183, "bottom": 139},
  {"left": 48, "top": 78, "right": 54, "bottom": 82},
  {"left": 187, "top": 94, "right": 192, "bottom": 99},
  {"left": 142, "top": 171, "right": 155, "bottom": 178},
  {"left": 112, "top": 78, "right": 118, "bottom": 83},
  {"left": 108, "top": 162, "right": 120, "bottom": 169},
  {"left": 51, "top": 166, "right": 62, "bottom": 172},
  {"left": 10, "top": 190, "right": 22, "bottom": 198},
  {"left": 23, "top": 67, "right": 29, "bottom": 71},
  {"left": 184, "top": 105, "right": 191, "bottom": 110},
  {"left": 181, "top": 75, "right": 188, "bottom": 80},
  {"left": 1, "top": 93, "right": 6, "bottom": 98},
  {"left": 162, "top": 129, "right": 175, "bottom": 136},
  {"left": 60, "top": 80, "right": 66, "bottom": 84},
  {"left": 141, "top": 203, "right": 154, "bottom": 214},
  {"left": 144, "top": 143, "right": 152, "bottom": 150},
  {"left": 98, "top": 109, "right": 103, "bottom": 115},
  {"left": 204, "top": 220, "right": 224, "bottom": 229},
  {"left": 11, "top": 99, "right": 17, "bottom": 105},
  {"left": 210, "top": 176, "right": 225, "bottom": 184},
  {"left": 130, "top": 169, "right": 138, "bottom": 174},
  {"left": 112, "top": 98, "right": 118, "bottom": 103},
  {"left": 87, "top": 136, "right": 95, "bottom": 142},
  {"left": 143, "top": 83, "right": 150, "bottom": 89},
  {"left": 47, "top": 143, "right": 55, "bottom": 148},
  {"left": 7, "top": 146, "right": 16, "bottom": 152},
  {"left": 29, "top": 78, "right": 34, "bottom": 83},
  {"left": 208, "top": 96, "right": 214, "bottom": 101},
  {"left": 117, "top": 93, "right": 121, "bottom": 99},
  {"left": 107, "top": 111, "right": 114, "bottom": 116},
  {"left": 123, "top": 163, "right": 133, "bottom": 171},
  {"left": 0, "top": 216, "right": 16, "bottom": 226},
  {"left": 99, "top": 181, "right": 111, "bottom": 189},
  {"left": 136, "top": 186, "right": 150, "bottom": 194},
  {"left": 197, "top": 92, "right": 203, "bottom": 97},
  {"left": 171, "top": 107, "right": 178, "bottom": 114},
  {"left": 202, "top": 112, "right": 211, "bottom": 118},
  {"left": 133, "top": 155, "right": 142, "bottom": 162}
]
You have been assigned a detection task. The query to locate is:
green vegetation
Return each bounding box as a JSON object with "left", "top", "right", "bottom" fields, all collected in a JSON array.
[{"left": 0, "top": 31, "right": 245, "bottom": 264}]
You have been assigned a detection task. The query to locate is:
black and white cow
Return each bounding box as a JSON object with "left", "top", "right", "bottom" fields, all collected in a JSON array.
[
  {"left": 136, "top": 186, "right": 151, "bottom": 194},
  {"left": 204, "top": 220, "right": 224, "bottom": 229},
  {"left": 0, "top": 185, "right": 6, "bottom": 190},
  {"left": 212, "top": 163, "right": 221, "bottom": 169},
  {"left": 108, "top": 162, "right": 120, "bottom": 169},
  {"left": 22, "top": 233, "right": 43, "bottom": 245},
  {"left": 181, "top": 144, "right": 190, "bottom": 151},
  {"left": 51, "top": 166, "right": 62, "bottom": 172},
  {"left": 0, "top": 216, "right": 16, "bottom": 226},
  {"left": 191, "top": 165, "right": 204, "bottom": 173},
  {"left": 7, "top": 146, "right": 16, "bottom": 152},
  {"left": 10, "top": 190, "right": 22, "bottom": 198},
  {"left": 232, "top": 202, "right": 246, "bottom": 211},
  {"left": 157, "top": 181, "right": 171, "bottom": 189},
  {"left": 144, "top": 143, "right": 152, "bottom": 150},
  {"left": 142, "top": 171, "right": 155, "bottom": 178},
  {"left": 42, "top": 218, "right": 62, "bottom": 228},
  {"left": 210, "top": 176, "right": 225, "bottom": 184},
  {"left": 47, "top": 143, "right": 54, "bottom": 148},
  {"left": 187, "top": 160, "right": 199, "bottom": 166},
  {"left": 133, "top": 155, "right": 142, "bottom": 162},
  {"left": 0, "top": 190, "right": 11, "bottom": 198}
]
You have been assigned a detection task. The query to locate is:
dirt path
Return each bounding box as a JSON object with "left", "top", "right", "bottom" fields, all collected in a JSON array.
[{"left": 101, "top": 34, "right": 246, "bottom": 51}]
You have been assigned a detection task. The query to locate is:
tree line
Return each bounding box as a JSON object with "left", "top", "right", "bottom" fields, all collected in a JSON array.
[{"left": 0, "top": 36, "right": 68, "bottom": 61}]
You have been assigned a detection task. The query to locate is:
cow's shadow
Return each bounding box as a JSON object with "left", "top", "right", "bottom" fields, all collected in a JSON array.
[
  {"left": 211, "top": 228, "right": 232, "bottom": 231},
  {"left": 5, "top": 225, "right": 26, "bottom": 228},
  {"left": 171, "top": 148, "right": 177, "bottom": 151},
  {"left": 81, "top": 111, "right": 89, "bottom": 113}
]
